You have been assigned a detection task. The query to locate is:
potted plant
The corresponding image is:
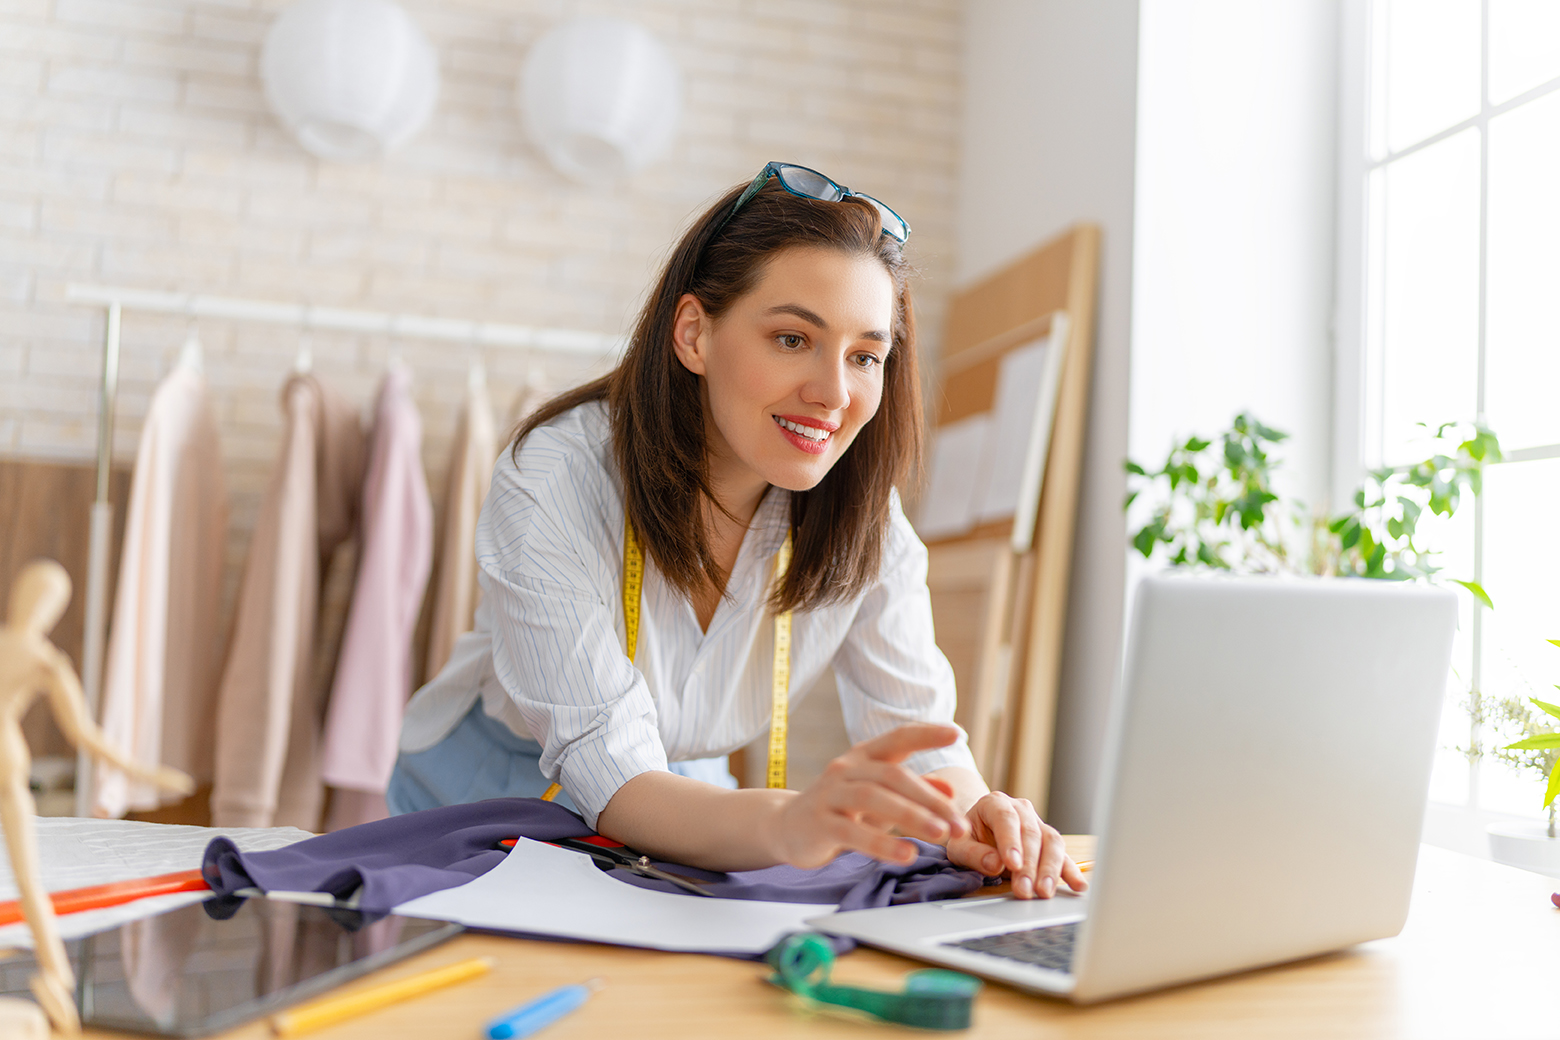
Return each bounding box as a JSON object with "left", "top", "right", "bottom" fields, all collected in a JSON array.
[
  {"left": 1474, "top": 649, "right": 1560, "bottom": 874},
  {"left": 1125, "top": 415, "right": 1497, "bottom": 601}
]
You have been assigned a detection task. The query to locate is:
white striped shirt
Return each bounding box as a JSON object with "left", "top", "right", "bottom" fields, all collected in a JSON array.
[{"left": 399, "top": 400, "right": 976, "bottom": 826}]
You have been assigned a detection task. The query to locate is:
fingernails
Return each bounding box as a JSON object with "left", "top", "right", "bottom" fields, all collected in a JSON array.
[
  {"left": 983, "top": 853, "right": 1001, "bottom": 873},
  {"left": 1007, "top": 850, "right": 1023, "bottom": 871},
  {"left": 1041, "top": 876, "right": 1056, "bottom": 898},
  {"left": 1014, "top": 875, "right": 1033, "bottom": 898}
]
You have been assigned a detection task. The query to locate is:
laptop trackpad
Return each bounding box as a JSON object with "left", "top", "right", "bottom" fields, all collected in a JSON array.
[{"left": 944, "top": 893, "right": 1086, "bottom": 925}]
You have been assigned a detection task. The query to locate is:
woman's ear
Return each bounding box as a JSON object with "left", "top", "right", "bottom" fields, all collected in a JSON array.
[{"left": 670, "top": 293, "right": 711, "bottom": 376}]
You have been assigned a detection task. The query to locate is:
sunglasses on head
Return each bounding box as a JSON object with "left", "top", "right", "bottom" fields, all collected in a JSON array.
[{"left": 717, "top": 162, "right": 911, "bottom": 243}]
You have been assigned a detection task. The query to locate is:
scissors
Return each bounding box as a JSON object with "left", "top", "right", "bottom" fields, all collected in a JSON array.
[{"left": 500, "top": 836, "right": 716, "bottom": 898}]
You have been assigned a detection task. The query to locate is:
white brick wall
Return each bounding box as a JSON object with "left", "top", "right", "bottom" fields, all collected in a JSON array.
[{"left": 1, "top": 0, "right": 962, "bottom": 613}]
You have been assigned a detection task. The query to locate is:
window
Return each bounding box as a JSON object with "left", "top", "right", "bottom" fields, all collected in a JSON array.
[{"left": 1343, "top": 0, "right": 1560, "bottom": 835}]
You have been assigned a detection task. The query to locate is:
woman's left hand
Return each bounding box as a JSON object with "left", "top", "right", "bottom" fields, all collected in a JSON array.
[{"left": 940, "top": 790, "right": 1087, "bottom": 899}]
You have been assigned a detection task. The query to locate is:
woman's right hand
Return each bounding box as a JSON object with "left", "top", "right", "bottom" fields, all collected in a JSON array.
[{"left": 767, "top": 723, "right": 970, "bottom": 868}]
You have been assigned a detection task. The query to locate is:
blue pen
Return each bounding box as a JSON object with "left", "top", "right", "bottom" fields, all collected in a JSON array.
[{"left": 485, "top": 978, "right": 604, "bottom": 1040}]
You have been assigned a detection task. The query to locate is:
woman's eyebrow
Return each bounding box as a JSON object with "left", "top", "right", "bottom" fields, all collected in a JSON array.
[
  {"left": 764, "top": 303, "right": 889, "bottom": 342},
  {"left": 764, "top": 303, "right": 828, "bottom": 327}
]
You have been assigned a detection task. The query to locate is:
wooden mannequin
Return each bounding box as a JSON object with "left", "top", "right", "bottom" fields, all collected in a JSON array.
[{"left": 0, "top": 560, "right": 192, "bottom": 1035}]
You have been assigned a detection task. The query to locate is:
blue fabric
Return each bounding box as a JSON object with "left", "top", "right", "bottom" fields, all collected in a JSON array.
[{"left": 386, "top": 702, "right": 736, "bottom": 818}]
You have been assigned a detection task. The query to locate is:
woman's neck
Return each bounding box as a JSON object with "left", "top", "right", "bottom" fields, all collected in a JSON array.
[{"left": 691, "top": 464, "right": 770, "bottom": 633}]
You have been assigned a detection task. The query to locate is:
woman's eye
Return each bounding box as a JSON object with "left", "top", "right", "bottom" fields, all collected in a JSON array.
[
  {"left": 851, "top": 352, "right": 882, "bottom": 370},
  {"left": 778, "top": 334, "right": 805, "bottom": 350}
]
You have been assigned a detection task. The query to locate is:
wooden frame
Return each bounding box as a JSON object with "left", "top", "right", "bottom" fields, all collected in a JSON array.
[{"left": 926, "top": 224, "right": 1100, "bottom": 808}]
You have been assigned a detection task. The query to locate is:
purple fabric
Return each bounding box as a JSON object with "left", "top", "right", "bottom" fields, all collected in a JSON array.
[{"left": 202, "top": 797, "right": 991, "bottom": 919}]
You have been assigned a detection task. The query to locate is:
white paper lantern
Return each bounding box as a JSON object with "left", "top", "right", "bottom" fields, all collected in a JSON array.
[
  {"left": 520, "top": 18, "right": 682, "bottom": 184},
  {"left": 261, "top": 0, "right": 439, "bottom": 162}
]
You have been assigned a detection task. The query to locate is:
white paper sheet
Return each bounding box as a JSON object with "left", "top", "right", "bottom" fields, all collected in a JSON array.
[
  {"left": 976, "top": 338, "right": 1049, "bottom": 523},
  {"left": 0, "top": 817, "right": 313, "bottom": 949},
  {"left": 973, "top": 315, "right": 1069, "bottom": 552},
  {"left": 394, "top": 837, "right": 838, "bottom": 955},
  {"left": 916, "top": 414, "right": 993, "bottom": 541}
]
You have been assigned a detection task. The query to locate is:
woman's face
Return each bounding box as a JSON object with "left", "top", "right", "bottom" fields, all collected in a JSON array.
[{"left": 672, "top": 245, "right": 894, "bottom": 502}]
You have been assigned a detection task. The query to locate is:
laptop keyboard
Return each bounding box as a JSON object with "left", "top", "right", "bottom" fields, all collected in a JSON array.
[{"left": 943, "top": 921, "right": 1078, "bottom": 972}]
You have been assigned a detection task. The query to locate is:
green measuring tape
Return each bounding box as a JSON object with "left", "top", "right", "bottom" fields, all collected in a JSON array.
[{"left": 766, "top": 933, "right": 982, "bottom": 1031}]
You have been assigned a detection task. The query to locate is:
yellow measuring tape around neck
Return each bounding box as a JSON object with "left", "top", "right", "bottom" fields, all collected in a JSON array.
[{"left": 541, "top": 518, "right": 794, "bottom": 801}]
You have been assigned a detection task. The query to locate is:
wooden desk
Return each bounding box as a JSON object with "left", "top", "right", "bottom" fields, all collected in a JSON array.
[{"left": 82, "top": 839, "right": 1560, "bottom": 1039}]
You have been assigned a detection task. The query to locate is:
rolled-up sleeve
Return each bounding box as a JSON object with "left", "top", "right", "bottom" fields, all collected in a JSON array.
[
  {"left": 831, "top": 494, "right": 979, "bottom": 778},
  {"left": 477, "top": 425, "right": 667, "bottom": 827}
]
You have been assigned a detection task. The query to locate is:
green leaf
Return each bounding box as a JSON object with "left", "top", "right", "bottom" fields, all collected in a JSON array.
[
  {"left": 1132, "top": 528, "right": 1156, "bottom": 558},
  {"left": 1503, "top": 734, "right": 1560, "bottom": 750},
  {"left": 1252, "top": 420, "right": 1288, "bottom": 442},
  {"left": 1529, "top": 697, "right": 1560, "bottom": 723},
  {"left": 1124, "top": 460, "right": 1146, "bottom": 476},
  {"left": 1450, "top": 580, "right": 1494, "bottom": 610},
  {"left": 1546, "top": 760, "right": 1560, "bottom": 811},
  {"left": 1184, "top": 436, "right": 1210, "bottom": 453},
  {"left": 1544, "top": 639, "right": 1560, "bottom": 649}
]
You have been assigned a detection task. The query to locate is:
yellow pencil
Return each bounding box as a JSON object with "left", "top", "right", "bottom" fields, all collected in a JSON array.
[
  {"left": 271, "top": 956, "right": 495, "bottom": 1037},
  {"left": 1076, "top": 859, "right": 1094, "bottom": 873}
]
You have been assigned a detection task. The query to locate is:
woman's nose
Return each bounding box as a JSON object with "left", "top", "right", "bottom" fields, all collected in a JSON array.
[{"left": 802, "top": 353, "right": 850, "bottom": 411}]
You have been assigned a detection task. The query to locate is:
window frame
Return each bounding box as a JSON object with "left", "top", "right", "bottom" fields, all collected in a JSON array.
[{"left": 1336, "top": 0, "right": 1560, "bottom": 833}]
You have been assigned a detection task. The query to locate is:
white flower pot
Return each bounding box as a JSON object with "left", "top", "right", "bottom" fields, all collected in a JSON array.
[{"left": 1487, "top": 819, "right": 1560, "bottom": 877}]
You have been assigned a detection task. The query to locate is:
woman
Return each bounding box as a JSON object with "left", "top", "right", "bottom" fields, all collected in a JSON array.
[{"left": 391, "top": 164, "right": 1085, "bottom": 901}]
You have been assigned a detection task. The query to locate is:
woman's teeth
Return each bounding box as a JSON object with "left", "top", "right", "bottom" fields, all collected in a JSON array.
[{"left": 775, "top": 416, "right": 830, "bottom": 442}]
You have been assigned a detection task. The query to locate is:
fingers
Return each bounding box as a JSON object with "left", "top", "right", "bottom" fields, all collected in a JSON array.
[
  {"left": 827, "top": 780, "right": 955, "bottom": 845},
  {"left": 979, "top": 796, "right": 1027, "bottom": 881},
  {"left": 856, "top": 723, "right": 960, "bottom": 765},
  {"left": 1060, "top": 855, "right": 1089, "bottom": 892},
  {"left": 1032, "top": 821, "right": 1067, "bottom": 898},
  {"left": 825, "top": 813, "right": 921, "bottom": 866},
  {"left": 968, "top": 794, "right": 1073, "bottom": 900},
  {"left": 946, "top": 834, "right": 1006, "bottom": 876},
  {"left": 824, "top": 756, "right": 967, "bottom": 838},
  {"left": 1012, "top": 804, "right": 1044, "bottom": 898}
]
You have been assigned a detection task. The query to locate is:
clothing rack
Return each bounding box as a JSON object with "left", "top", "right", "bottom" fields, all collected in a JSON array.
[{"left": 63, "top": 282, "right": 625, "bottom": 817}]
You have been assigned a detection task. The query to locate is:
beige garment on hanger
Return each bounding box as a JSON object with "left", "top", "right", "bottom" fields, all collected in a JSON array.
[
  {"left": 92, "top": 363, "right": 228, "bottom": 818},
  {"left": 424, "top": 378, "right": 497, "bottom": 682},
  {"left": 210, "top": 374, "right": 364, "bottom": 830}
]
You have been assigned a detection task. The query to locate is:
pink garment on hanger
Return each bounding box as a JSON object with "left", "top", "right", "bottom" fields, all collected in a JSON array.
[
  {"left": 320, "top": 364, "right": 433, "bottom": 830},
  {"left": 93, "top": 363, "right": 228, "bottom": 818},
  {"left": 210, "top": 374, "right": 364, "bottom": 831},
  {"left": 423, "top": 376, "right": 496, "bottom": 683}
]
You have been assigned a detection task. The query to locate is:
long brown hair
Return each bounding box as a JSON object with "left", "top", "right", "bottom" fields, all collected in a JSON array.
[{"left": 512, "top": 178, "right": 921, "bottom": 613}]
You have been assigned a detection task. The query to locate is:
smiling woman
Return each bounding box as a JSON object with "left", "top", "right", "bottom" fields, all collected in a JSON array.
[{"left": 387, "top": 170, "right": 1085, "bottom": 899}]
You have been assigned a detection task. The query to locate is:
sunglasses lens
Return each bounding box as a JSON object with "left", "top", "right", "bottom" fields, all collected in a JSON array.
[
  {"left": 859, "top": 195, "right": 909, "bottom": 241},
  {"left": 778, "top": 165, "right": 843, "bottom": 201}
]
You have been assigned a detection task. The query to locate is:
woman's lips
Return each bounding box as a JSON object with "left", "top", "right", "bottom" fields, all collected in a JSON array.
[{"left": 773, "top": 414, "right": 832, "bottom": 455}]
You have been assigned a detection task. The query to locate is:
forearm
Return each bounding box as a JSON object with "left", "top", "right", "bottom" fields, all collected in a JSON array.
[{"left": 594, "top": 770, "right": 798, "bottom": 872}]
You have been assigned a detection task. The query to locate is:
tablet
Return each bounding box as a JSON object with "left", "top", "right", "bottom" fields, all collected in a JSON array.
[{"left": 0, "top": 896, "right": 462, "bottom": 1037}]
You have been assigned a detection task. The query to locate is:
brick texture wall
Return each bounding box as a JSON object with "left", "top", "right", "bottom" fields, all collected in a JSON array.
[{"left": 1, "top": 0, "right": 961, "bottom": 553}]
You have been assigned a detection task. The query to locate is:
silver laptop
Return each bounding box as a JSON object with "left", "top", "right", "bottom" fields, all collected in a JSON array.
[{"left": 808, "top": 573, "right": 1457, "bottom": 1003}]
